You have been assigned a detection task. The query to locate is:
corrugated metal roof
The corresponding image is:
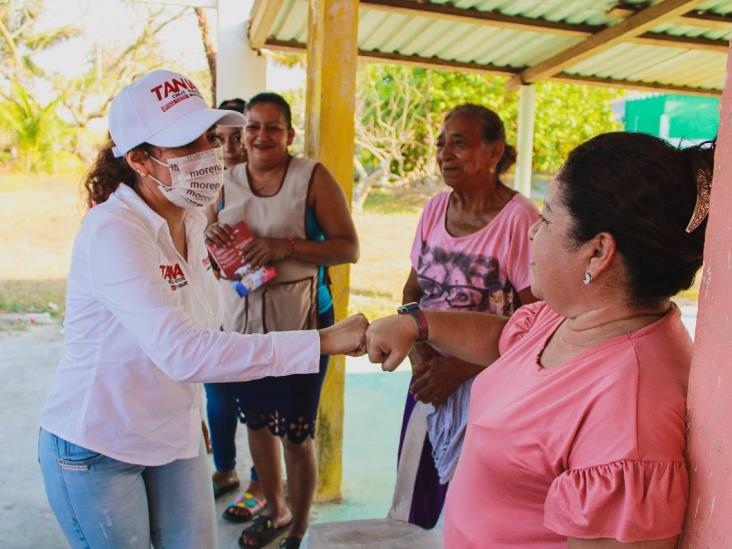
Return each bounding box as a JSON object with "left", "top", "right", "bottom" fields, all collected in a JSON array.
[{"left": 261, "top": 0, "right": 732, "bottom": 95}]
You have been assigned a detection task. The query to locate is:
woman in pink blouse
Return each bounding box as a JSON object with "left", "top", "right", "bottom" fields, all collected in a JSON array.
[{"left": 366, "top": 132, "right": 714, "bottom": 547}]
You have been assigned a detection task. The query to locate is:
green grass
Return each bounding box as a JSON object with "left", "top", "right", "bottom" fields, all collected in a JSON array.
[
  {"left": 361, "top": 186, "right": 431, "bottom": 214},
  {"left": 0, "top": 279, "right": 67, "bottom": 317},
  {"left": 348, "top": 210, "right": 419, "bottom": 320},
  {"left": 1, "top": 172, "right": 85, "bottom": 317}
]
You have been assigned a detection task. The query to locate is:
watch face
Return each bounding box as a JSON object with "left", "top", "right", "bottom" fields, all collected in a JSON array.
[{"left": 399, "top": 302, "right": 418, "bottom": 314}]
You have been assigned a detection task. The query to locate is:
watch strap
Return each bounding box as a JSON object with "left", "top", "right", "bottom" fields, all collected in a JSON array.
[{"left": 398, "top": 302, "right": 429, "bottom": 342}]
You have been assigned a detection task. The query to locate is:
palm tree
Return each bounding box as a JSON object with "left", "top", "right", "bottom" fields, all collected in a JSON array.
[{"left": 0, "top": 81, "right": 74, "bottom": 172}]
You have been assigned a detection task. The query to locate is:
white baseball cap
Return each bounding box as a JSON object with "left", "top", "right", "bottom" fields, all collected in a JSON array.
[{"left": 109, "top": 69, "right": 247, "bottom": 157}]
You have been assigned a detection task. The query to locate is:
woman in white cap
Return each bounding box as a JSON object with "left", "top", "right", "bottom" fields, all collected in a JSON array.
[{"left": 37, "top": 69, "right": 367, "bottom": 549}]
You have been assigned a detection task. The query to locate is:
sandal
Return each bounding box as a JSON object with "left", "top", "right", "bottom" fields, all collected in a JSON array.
[
  {"left": 238, "top": 515, "right": 291, "bottom": 548},
  {"left": 223, "top": 491, "right": 266, "bottom": 523},
  {"left": 212, "top": 478, "right": 240, "bottom": 499},
  {"left": 279, "top": 537, "right": 302, "bottom": 549}
]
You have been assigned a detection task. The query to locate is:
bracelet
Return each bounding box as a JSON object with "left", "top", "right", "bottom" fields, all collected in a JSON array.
[{"left": 286, "top": 236, "right": 296, "bottom": 259}]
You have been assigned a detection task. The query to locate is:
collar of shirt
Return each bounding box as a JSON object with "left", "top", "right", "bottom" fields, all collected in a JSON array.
[{"left": 111, "top": 183, "right": 207, "bottom": 243}]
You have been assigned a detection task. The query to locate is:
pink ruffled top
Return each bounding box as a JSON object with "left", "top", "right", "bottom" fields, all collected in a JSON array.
[{"left": 444, "top": 302, "right": 691, "bottom": 547}]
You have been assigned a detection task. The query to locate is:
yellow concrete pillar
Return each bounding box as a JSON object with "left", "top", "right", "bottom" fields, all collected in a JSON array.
[{"left": 304, "top": 0, "right": 359, "bottom": 502}]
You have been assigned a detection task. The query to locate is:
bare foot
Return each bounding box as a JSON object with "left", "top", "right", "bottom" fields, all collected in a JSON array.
[
  {"left": 213, "top": 468, "right": 239, "bottom": 487},
  {"left": 222, "top": 484, "right": 268, "bottom": 522},
  {"left": 245, "top": 479, "right": 265, "bottom": 501}
]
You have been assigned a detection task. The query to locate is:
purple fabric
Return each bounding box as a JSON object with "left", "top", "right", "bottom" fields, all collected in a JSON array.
[{"left": 398, "top": 385, "right": 448, "bottom": 529}]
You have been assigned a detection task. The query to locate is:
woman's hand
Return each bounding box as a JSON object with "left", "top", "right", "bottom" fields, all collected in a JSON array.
[
  {"left": 411, "top": 356, "right": 477, "bottom": 406},
  {"left": 241, "top": 237, "right": 292, "bottom": 268},
  {"left": 204, "top": 222, "right": 235, "bottom": 248},
  {"left": 366, "top": 315, "right": 418, "bottom": 372},
  {"left": 408, "top": 342, "right": 439, "bottom": 370},
  {"left": 319, "top": 314, "right": 369, "bottom": 356}
]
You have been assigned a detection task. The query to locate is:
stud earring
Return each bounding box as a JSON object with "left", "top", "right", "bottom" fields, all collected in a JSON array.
[{"left": 583, "top": 272, "right": 592, "bottom": 285}]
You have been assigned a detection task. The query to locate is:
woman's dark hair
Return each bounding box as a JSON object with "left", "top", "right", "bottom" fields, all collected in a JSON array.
[
  {"left": 245, "top": 92, "right": 292, "bottom": 129},
  {"left": 558, "top": 131, "right": 714, "bottom": 308},
  {"left": 84, "top": 139, "right": 152, "bottom": 206},
  {"left": 218, "top": 98, "right": 246, "bottom": 113},
  {"left": 445, "top": 104, "right": 517, "bottom": 175}
]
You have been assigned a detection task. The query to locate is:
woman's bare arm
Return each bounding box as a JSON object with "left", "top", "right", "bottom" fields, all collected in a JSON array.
[{"left": 367, "top": 309, "right": 507, "bottom": 372}]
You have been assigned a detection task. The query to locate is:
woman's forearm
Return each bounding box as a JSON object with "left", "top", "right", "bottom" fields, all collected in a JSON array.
[
  {"left": 288, "top": 237, "right": 359, "bottom": 266},
  {"left": 367, "top": 310, "right": 507, "bottom": 372},
  {"left": 422, "top": 310, "right": 507, "bottom": 366}
]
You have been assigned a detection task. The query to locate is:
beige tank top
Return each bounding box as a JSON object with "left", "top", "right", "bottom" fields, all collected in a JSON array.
[{"left": 218, "top": 157, "right": 319, "bottom": 334}]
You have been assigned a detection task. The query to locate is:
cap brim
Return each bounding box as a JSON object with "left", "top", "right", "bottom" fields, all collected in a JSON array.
[{"left": 147, "top": 109, "right": 247, "bottom": 149}]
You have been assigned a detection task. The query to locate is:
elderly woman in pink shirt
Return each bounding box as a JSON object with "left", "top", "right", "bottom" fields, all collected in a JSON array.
[
  {"left": 399, "top": 104, "right": 538, "bottom": 528},
  {"left": 365, "top": 131, "right": 713, "bottom": 547}
]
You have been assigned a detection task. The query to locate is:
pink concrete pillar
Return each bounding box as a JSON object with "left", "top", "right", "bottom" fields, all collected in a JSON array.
[{"left": 681, "top": 48, "right": 732, "bottom": 546}]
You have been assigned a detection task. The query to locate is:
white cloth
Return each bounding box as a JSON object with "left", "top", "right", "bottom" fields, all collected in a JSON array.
[
  {"left": 426, "top": 378, "right": 474, "bottom": 485},
  {"left": 40, "top": 184, "right": 320, "bottom": 466}
]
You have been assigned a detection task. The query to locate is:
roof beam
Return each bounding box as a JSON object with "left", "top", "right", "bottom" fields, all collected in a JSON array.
[
  {"left": 508, "top": 0, "right": 704, "bottom": 88},
  {"left": 248, "top": 0, "right": 284, "bottom": 49},
  {"left": 551, "top": 73, "right": 720, "bottom": 97},
  {"left": 264, "top": 38, "right": 721, "bottom": 97},
  {"left": 360, "top": 0, "right": 595, "bottom": 36},
  {"left": 609, "top": 3, "right": 732, "bottom": 31},
  {"left": 359, "top": 0, "right": 728, "bottom": 53},
  {"left": 633, "top": 31, "right": 729, "bottom": 52},
  {"left": 265, "top": 38, "right": 519, "bottom": 77}
]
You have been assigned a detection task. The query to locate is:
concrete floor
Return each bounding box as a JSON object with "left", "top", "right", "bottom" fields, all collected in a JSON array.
[{"left": 0, "top": 323, "right": 410, "bottom": 548}]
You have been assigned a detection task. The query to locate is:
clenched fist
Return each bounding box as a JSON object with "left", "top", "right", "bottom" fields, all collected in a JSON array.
[
  {"left": 319, "top": 313, "right": 369, "bottom": 356},
  {"left": 366, "top": 314, "right": 418, "bottom": 372}
]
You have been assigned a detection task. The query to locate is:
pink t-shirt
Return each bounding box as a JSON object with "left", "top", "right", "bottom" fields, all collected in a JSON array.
[
  {"left": 411, "top": 192, "right": 538, "bottom": 316},
  {"left": 444, "top": 302, "right": 691, "bottom": 547}
]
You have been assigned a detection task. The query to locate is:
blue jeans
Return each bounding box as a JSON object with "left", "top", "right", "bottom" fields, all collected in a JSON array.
[
  {"left": 204, "top": 382, "right": 258, "bottom": 480},
  {"left": 38, "top": 428, "right": 216, "bottom": 548}
]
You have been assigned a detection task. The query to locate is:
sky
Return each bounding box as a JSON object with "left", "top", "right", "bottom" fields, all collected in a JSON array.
[{"left": 33, "top": 0, "right": 304, "bottom": 90}]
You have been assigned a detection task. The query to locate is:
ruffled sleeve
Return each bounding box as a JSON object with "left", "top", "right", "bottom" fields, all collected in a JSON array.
[
  {"left": 498, "top": 301, "right": 546, "bottom": 355},
  {"left": 544, "top": 460, "right": 688, "bottom": 542}
]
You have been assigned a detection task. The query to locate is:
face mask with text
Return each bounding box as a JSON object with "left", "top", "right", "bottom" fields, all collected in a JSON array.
[{"left": 149, "top": 147, "right": 224, "bottom": 208}]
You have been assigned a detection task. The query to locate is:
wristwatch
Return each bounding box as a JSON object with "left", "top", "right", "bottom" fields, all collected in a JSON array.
[{"left": 397, "top": 302, "right": 429, "bottom": 342}]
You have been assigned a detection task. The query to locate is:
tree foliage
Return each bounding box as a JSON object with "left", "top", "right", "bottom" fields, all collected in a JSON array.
[
  {"left": 0, "top": 0, "right": 193, "bottom": 173},
  {"left": 53, "top": 2, "right": 188, "bottom": 130},
  {"left": 0, "top": 0, "right": 81, "bottom": 89},
  {"left": 352, "top": 64, "right": 624, "bottom": 207},
  {"left": 267, "top": 56, "right": 623, "bottom": 210},
  {"left": 2, "top": 2, "right": 622, "bottom": 178},
  {"left": 0, "top": 81, "right": 79, "bottom": 172}
]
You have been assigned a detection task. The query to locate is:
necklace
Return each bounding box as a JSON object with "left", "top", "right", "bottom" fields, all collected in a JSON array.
[
  {"left": 249, "top": 177, "right": 279, "bottom": 196},
  {"left": 558, "top": 309, "right": 667, "bottom": 350}
]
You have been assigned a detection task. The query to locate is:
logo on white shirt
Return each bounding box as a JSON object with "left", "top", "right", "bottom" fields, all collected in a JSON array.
[{"left": 160, "top": 263, "right": 188, "bottom": 291}]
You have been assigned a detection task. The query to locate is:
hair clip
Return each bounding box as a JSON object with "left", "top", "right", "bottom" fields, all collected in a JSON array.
[{"left": 685, "top": 167, "right": 712, "bottom": 234}]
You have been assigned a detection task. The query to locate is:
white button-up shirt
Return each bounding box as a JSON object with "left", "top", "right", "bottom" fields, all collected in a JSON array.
[{"left": 41, "top": 184, "right": 320, "bottom": 466}]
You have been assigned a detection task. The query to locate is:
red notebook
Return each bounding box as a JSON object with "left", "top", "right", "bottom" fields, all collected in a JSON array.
[{"left": 206, "top": 221, "right": 277, "bottom": 283}]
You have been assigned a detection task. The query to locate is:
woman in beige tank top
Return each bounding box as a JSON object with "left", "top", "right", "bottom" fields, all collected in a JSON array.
[{"left": 205, "top": 93, "right": 359, "bottom": 549}]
